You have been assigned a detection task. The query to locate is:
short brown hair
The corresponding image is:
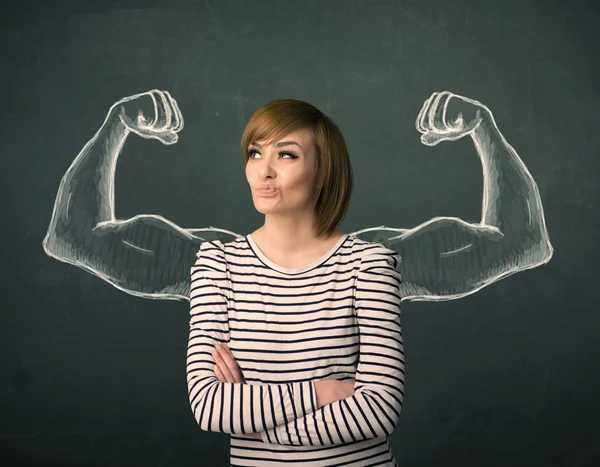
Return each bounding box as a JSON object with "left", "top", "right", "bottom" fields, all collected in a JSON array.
[{"left": 240, "top": 99, "right": 353, "bottom": 239}]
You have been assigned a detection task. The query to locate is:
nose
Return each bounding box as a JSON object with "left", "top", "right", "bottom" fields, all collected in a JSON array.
[{"left": 258, "top": 156, "right": 276, "bottom": 179}]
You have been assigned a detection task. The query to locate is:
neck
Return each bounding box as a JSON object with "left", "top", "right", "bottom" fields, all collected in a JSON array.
[{"left": 256, "top": 212, "right": 334, "bottom": 254}]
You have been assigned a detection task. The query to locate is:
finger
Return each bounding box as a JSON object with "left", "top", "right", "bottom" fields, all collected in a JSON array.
[
  {"left": 153, "top": 90, "right": 172, "bottom": 131},
  {"left": 114, "top": 90, "right": 149, "bottom": 107},
  {"left": 440, "top": 92, "right": 467, "bottom": 131},
  {"left": 448, "top": 112, "right": 464, "bottom": 131},
  {"left": 415, "top": 100, "right": 426, "bottom": 133},
  {"left": 220, "top": 344, "right": 234, "bottom": 357},
  {"left": 164, "top": 90, "right": 184, "bottom": 132},
  {"left": 135, "top": 105, "right": 154, "bottom": 131},
  {"left": 159, "top": 90, "right": 173, "bottom": 130},
  {"left": 440, "top": 93, "right": 452, "bottom": 130},
  {"left": 214, "top": 364, "right": 226, "bottom": 382},
  {"left": 171, "top": 94, "right": 185, "bottom": 131},
  {"left": 416, "top": 92, "right": 436, "bottom": 133},
  {"left": 158, "top": 131, "right": 178, "bottom": 145},
  {"left": 420, "top": 133, "right": 443, "bottom": 146},
  {"left": 220, "top": 345, "right": 246, "bottom": 382},
  {"left": 420, "top": 128, "right": 465, "bottom": 146},
  {"left": 217, "top": 345, "right": 244, "bottom": 384},
  {"left": 427, "top": 91, "right": 447, "bottom": 131},
  {"left": 142, "top": 90, "right": 167, "bottom": 130},
  {"left": 212, "top": 347, "right": 235, "bottom": 382},
  {"left": 216, "top": 362, "right": 234, "bottom": 383},
  {"left": 217, "top": 345, "right": 243, "bottom": 384},
  {"left": 147, "top": 91, "right": 159, "bottom": 127},
  {"left": 127, "top": 127, "right": 178, "bottom": 145}
]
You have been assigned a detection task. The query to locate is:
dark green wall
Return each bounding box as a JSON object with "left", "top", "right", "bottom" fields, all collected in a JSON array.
[{"left": 1, "top": 0, "right": 598, "bottom": 465}]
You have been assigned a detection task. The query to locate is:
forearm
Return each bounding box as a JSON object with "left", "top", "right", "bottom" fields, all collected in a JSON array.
[
  {"left": 188, "top": 319, "right": 317, "bottom": 435},
  {"left": 244, "top": 379, "right": 351, "bottom": 441},
  {"left": 259, "top": 386, "right": 402, "bottom": 446},
  {"left": 188, "top": 375, "right": 316, "bottom": 435}
]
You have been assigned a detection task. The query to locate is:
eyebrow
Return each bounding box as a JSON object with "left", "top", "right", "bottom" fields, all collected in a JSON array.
[{"left": 249, "top": 140, "right": 302, "bottom": 149}]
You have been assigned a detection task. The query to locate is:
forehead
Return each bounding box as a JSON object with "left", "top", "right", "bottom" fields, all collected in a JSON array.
[{"left": 252, "top": 127, "right": 314, "bottom": 149}]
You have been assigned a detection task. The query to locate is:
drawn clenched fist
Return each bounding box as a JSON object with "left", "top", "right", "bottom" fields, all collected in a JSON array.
[
  {"left": 110, "top": 89, "right": 184, "bottom": 145},
  {"left": 416, "top": 91, "right": 486, "bottom": 146}
]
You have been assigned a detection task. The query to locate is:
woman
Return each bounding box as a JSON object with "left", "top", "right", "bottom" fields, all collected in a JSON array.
[{"left": 187, "top": 99, "right": 404, "bottom": 466}]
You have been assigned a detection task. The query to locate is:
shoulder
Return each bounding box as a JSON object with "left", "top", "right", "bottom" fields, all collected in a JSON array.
[
  {"left": 193, "top": 236, "right": 247, "bottom": 270},
  {"left": 349, "top": 235, "right": 401, "bottom": 273},
  {"left": 193, "top": 240, "right": 227, "bottom": 272}
]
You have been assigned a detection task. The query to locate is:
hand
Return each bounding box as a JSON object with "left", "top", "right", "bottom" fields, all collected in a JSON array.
[
  {"left": 109, "top": 89, "right": 184, "bottom": 145},
  {"left": 211, "top": 345, "right": 259, "bottom": 439},
  {"left": 416, "top": 91, "right": 486, "bottom": 146},
  {"left": 314, "top": 379, "right": 355, "bottom": 409},
  {"left": 212, "top": 343, "right": 246, "bottom": 384}
]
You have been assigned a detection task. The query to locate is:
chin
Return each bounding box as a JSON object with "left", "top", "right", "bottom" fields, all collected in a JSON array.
[
  {"left": 252, "top": 201, "right": 274, "bottom": 214},
  {"left": 254, "top": 207, "right": 279, "bottom": 215},
  {"left": 253, "top": 200, "right": 291, "bottom": 216}
]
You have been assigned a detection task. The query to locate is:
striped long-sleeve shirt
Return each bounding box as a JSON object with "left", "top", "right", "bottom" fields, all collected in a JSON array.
[{"left": 187, "top": 233, "right": 404, "bottom": 467}]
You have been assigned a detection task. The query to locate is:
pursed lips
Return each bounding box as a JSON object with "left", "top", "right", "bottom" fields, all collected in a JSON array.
[{"left": 258, "top": 188, "right": 277, "bottom": 195}]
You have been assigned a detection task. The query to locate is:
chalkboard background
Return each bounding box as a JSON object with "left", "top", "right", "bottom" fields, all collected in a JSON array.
[{"left": 2, "top": 0, "right": 599, "bottom": 465}]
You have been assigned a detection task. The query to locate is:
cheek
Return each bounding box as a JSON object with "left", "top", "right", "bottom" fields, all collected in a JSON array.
[
  {"left": 284, "top": 179, "right": 315, "bottom": 205},
  {"left": 245, "top": 164, "right": 254, "bottom": 183},
  {"left": 283, "top": 167, "right": 313, "bottom": 189},
  {"left": 295, "top": 171, "right": 316, "bottom": 194}
]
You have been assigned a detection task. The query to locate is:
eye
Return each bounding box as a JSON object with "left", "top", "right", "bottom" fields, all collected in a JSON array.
[{"left": 247, "top": 150, "right": 298, "bottom": 160}]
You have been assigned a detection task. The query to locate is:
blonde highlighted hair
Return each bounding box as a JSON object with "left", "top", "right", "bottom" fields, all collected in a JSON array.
[{"left": 240, "top": 99, "right": 353, "bottom": 238}]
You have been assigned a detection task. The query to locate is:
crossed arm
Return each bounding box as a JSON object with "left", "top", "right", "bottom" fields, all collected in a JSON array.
[
  {"left": 186, "top": 247, "right": 316, "bottom": 434},
  {"left": 259, "top": 252, "right": 404, "bottom": 446},
  {"left": 187, "top": 243, "right": 404, "bottom": 446}
]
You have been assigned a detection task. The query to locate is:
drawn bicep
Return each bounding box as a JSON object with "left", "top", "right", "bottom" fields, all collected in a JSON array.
[
  {"left": 83, "top": 216, "right": 202, "bottom": 299},
  {"left": 383, "top": 218, "right": 507, "bottom": 301}
]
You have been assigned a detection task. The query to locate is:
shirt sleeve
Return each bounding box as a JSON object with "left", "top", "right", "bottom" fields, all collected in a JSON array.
[
  {"left": 260, "top": 245, "right": 404, "bottom": 446},
  {"left": 187, "top": 241, "right": 317, "bottom": 435}
]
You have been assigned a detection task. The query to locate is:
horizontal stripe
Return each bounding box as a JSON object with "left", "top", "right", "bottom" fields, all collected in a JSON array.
[{"left": 187, "top": 235, "right": 403, "bottom": 466}]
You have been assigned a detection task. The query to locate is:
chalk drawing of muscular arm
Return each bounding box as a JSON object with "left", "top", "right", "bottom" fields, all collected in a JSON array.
[
  {"left": 42, "top": 90, "right": 239, "bottom": 300},
  {"left": 43, "top": 90, "right": 553, "bottom": 302},
  {"left": 355, "top": 91, "right": 553, "bottom": 301}
]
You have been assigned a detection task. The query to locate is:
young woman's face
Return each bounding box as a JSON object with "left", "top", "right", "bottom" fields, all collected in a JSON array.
[{"left": 245, "top": 128, "right": 317, "bottom": 218}]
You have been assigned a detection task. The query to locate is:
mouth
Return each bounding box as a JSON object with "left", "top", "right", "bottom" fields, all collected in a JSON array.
[{"left": 257, "top": 188, "right": 278, "bottom": 197}]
